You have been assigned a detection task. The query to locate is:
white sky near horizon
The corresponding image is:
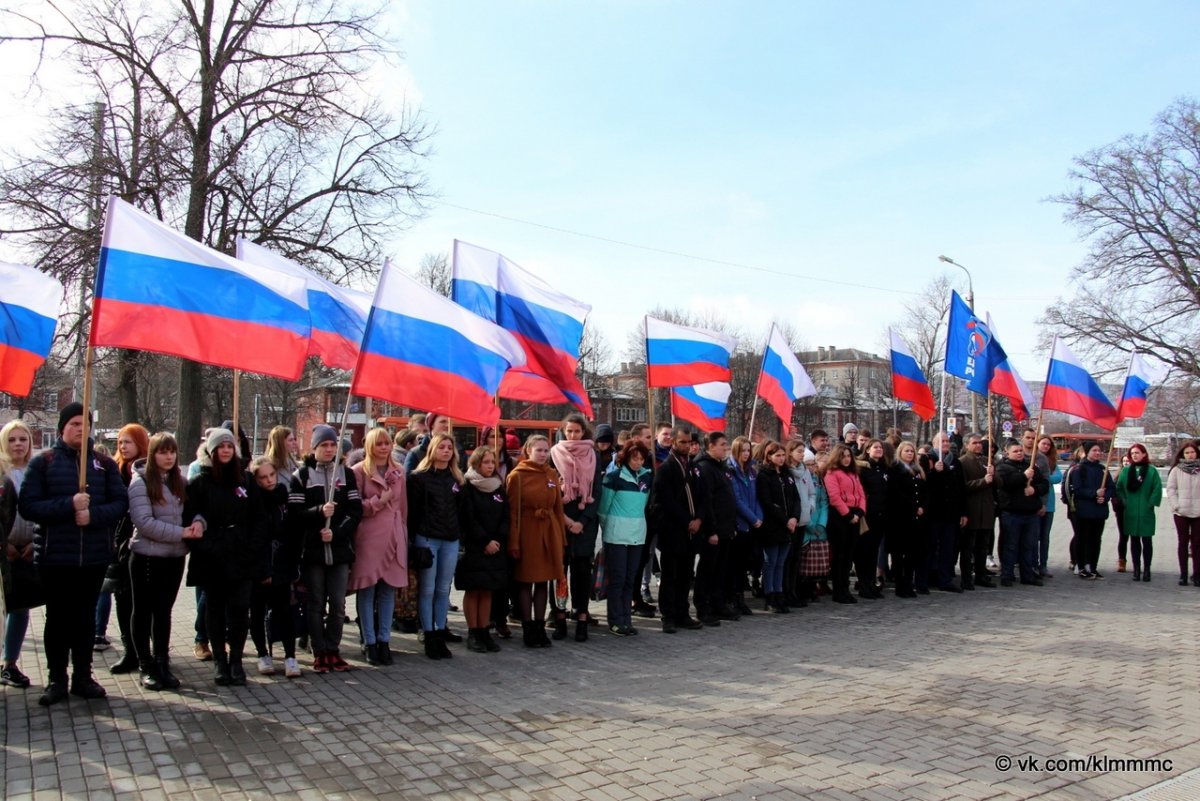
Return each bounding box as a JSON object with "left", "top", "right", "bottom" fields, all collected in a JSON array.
[{"left": 2, "top": 0, "right": 1197, "bottom": 386}]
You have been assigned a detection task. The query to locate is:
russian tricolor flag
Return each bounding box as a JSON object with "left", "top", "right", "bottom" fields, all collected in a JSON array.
[
  {"left": 984, "top": 313, "right": 1035, "bottom": 422},
  {"left": 91, "top": 198, "right": 311, "bottom": 380},
  {"left": 671, "top": 382, "right": 731, "bottom": 433},
  {"left": 451, "top": 240, "right": 593, "bottom": 415},
  {"left": 645, "top": 316, "right": 737, "bottom": 388},
  {"left": 352, "top": 260, "right": 525, "bottom": 427},
  {"left": 889, "top": 328, "right": 935, "bottom": 421},
  {"left": 237, "top": 240, "right": 371, "bottom": 371},
  {"left": 1115, "top": 352, "right": 1167, "bottom": 424},
  {"left": 1042, "top": 338, "right": 1118, "bottom": 430},
  {"left": 756, "top": 324, "right": 817, "bottom": 438},
  {"left": 0, "top": 261, "right": 61, "bottom": 397}
]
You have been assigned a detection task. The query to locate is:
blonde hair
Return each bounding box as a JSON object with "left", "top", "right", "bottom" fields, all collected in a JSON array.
[
  {"left": 0, "top": 419, "right": 36, "bottom": 473},
  {"left": 522, "top": 434, "right": 551, "bottom": 459},
  {"left": 415, "top": 433, "right": 464, "bottom": 484},
  {"left": 362, "top": 427, "right": 398, "bottom": 476}
]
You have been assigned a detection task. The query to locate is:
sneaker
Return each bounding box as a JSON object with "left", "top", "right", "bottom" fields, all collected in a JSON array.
[
  {"left": 986, "top": 555, "right": 998, "bottom": 570},
  {"left": 93, "top": 635, "right": 111, "bottom": 652},
  {"left": 193, "top": 641, "right": 213, "bottom": 661},
  {"left": 329, "top": 653, "right": 352, "bottom": 672},
  {"left": 627, "top": 626, "right": 639, "bottom": 635},
  {"left": 1041, "top": 570, "right": 1054, "bottom": 579},
  {"left": 1, "top": 664, "right": 31, "bottom": 688},
  {"left": 39, "top": 681, "right": 68, "bottom": 706},
  {"left": 609, "top": 624, "right": 631, "bottom": 637},
  {"left": 1078, "top": 569, "right": 1092, "bottom": 579},
  {"left": 312, "top": 654, "right": 330, "bottom": 674},
  {"left": 1092, "top": 570, "right": 1105, "bottom": 580},
  {"left": 70, "top": 676, "right": 107, "bottom": 700},
  {"left": 257, "top": 656, "right": 275, "bottom": 675},
  {"left": 632, "top": 601, "right": 658, "bottom": 618},
  {"left": 284, "top": 658, "right": 302, "bottom": 678}
]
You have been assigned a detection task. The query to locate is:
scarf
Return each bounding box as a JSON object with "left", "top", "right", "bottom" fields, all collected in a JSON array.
[
  {"left": 550, "top": 439, "right": 597, "bottom": 507},
  {"left": 465, "top": 467, "right": 502, "bottom": 494},
  {"left": 1127, "top": 463, "right": 1147, "bottom": 493},
  {"left": 1178, "top": 459, "right": 1200, "bottom": 476}
]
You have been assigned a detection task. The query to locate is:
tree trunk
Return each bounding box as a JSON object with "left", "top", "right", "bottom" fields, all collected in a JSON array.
[{"left": 117, "top": 349, "right": 139, "bottom": 425}]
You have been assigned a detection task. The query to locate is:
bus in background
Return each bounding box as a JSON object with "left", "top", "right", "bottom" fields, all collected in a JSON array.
[{"left": 1049, "top": 432, "right": 1114, "bottom": 463}]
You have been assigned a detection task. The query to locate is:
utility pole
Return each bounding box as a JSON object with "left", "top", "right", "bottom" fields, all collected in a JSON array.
[{"left": 75, "top": 101, "right": 105, "bottom": 406}]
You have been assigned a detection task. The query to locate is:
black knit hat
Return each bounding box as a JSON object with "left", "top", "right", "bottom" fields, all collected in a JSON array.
[{"left": 58, "top": 402, "right": 84, "bottom": 434}]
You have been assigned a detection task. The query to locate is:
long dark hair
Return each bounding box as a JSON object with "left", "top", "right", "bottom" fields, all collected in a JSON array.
[
  {"left": 145, "top": 433, "right": 186, "bottom": 504},
  {"left": 1174, "top": 440, "right": 1199, "bottom": 466}
]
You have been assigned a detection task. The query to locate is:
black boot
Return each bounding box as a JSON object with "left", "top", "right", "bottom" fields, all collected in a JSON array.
[
  {"left": 377, "top": 641, "right": 394, "bottom": 666},
  {"left": 229, "top": 655, "right": 247, "bottom": 686},
  {"left": 575, "top": 614, "right": 589, "bottom": 642},
  {"left": 521, "top": 621, "right": 538, "bottom": 648},
  {"left": 139, "top": 662, "right": 164, "bottom": 691},
  {"left": 213, "top": 652, "right": 232, "bottom": 686},
  {"left": 424, "top": 631, "right": 443, "bottom": 660},
  {"left": 363, "top": 643, "right": 381, "bottom": 665},
  {"left": 467, "top": 629, "right": 488, "bottom": 653},
  {"left": 535, "top": 619, "right": 553, "bottom": 648},
  {"left": 110, "top": 642, "right": 139, "bottom": 675},
  {"left": 1133, "top": 570, "right": 1141, "bottom": 581},
  {"left": 734, "top": 593, "right": 753, "bottom": 616},
  {"left": 1144, "top": 568, "right": 1151, "bottom": 582},
  {"left": 776, "top": 594, "right": 790, "bottom": 614},
  {"left": 481, "top": 628, "right": 501, "bottom": 652},
  {"left": 157, "top": 657, "right": 181, "bottom": 690},
  {"left": 552, "top": 612, "right": 568, "bottom": 641},
  {"left": 435, "top": 629, "right": 453, "bottom": 659}
]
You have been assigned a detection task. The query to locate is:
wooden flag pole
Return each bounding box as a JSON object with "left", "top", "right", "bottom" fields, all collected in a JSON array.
[
  {"left": 748, "top": 397, "right": 758, "bottom": 442},
  {"left": 643, "top": 316, "right": 654, "bottom": 436},
  {"left": 77, "top": 345, "right": 95, "bottom": 492},
  {"left": 986, "top": 391, "right": 994, "bottom": 467},
  {"left": 232, "top": 369, "right": 241, "bottom": 448}
]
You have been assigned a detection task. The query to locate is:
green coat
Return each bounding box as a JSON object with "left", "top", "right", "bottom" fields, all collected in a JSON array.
[{"left": 1116, "top": 465, "right": 1163, "bottom": 538}]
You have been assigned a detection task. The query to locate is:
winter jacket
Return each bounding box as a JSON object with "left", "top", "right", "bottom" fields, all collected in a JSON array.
[
  {"left": 551, "top": 444, "right": 606, "bottom": 558},
  {"left": 789, "top": 465, "right": 816, "bottom": 526},
  {"left": 127, "top": 461, "right": 188, "bottom": 559},
  {"left": 756, "top": 466, "right": 800, "bottom": 547},
  {"left": 727, "top": 459, "right": 762, "bottom": 533},
  {"left": 4, "top": 466, "right": 34, "bottom": 551},
  {"left": 858, "top": 458, "right": 890, "bottom": 521},
  {"left": 455, "top": 481, "right": 509, "bottom": 592},
  {"left": 407, "top": 466, "right": 469, "bottom": 543},
  {"left": 1043, "top": 466, "right": 1063, "bottom": 513},
  {"left": 1116, "top": 464, "right": 1163, "bottom": 538},
  {"left": 599, "top": 465, "right": 651, "bottom": 546},
  {"left": 921, "top": 451, "right": 966, "bottom": 521},
  {"left": 650, "top": 453, "right": 704, "bottom": 551},
  {"left": 0, "top": 475, "right": 15, "bottom": 601},
  {"left": 257, "top": 481, "right": 298, "bottom": 585},
  {"left": 694, "top": 451, "right": 737, "bottom": 539},
  {"left": 887, "top": 462, "right": 927, "bottom": 532},
  {"left": 506, "top": 459, "right": 566, "bottom": 583},
  {"left": 995, "top": 458, "right": 1049, "bottom": 515},
  {"left": 805, "top": 476, "right": 830, "bottom": 543},
  {"left": 289, "top": 458, "right": 363, "bottom": 566},
  {"left": 183, "top": 465, "right": 268, "bottom": 585},
  {"left": 1166, "top": 464, "right": 1200, "bottom": 518},
  {"left": 403, "top": 435, "right": 467, "bottom": 473},
  {"left": 1068, "top": 459, "right": 1114, "bottom": 520},
  {"left": 823, "top": 469, "right": 866, "bottom": 520},
  {"left": 349, "top": 462, "right": 408, "bottom": 591},
  {"left": 959, "top": 452, "right": 996, "bottom": 530},
  {"left": 20, "top": 438, "right": 128, "bottom": 569}
]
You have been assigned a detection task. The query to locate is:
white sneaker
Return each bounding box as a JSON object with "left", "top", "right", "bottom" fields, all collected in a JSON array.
[
  {"left": 284, "top": 657, "right": 301, "bottom": 678},
  {"left": 257, "top": 656, "right": 275, "bottom": 675},
  {"left": 986, "top": 555, "right": 998, "bottom": 570}
]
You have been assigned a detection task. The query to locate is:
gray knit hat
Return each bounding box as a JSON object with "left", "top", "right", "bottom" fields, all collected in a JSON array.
[
  {"left": 205, "top": 427, "right": 236, "bottom": 456},
  {"left": 311, "top": 424, "right": 339, "bottom": 449}
]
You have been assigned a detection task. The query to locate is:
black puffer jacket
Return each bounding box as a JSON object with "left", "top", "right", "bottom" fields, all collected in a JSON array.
[
  {"left": 184, "top": 465, "right": 268, "bottom": 585},
  {"left": 694, "top": 451, "right": 737, "bottom": 538},
  {"left": 20, "top": 438, "right": 128, "bottom": 568},
  {"left": 408, "top": 467, "right": 471, "bottom": 542},
  {"left": 756, "top": 466, "right": 799, "bottom": 547},
  {"left": 289, "top": 458, "right": 362, "bottom": 567},
  {"left": 859, "top": 458, "right": 891, "bottom": 520}
]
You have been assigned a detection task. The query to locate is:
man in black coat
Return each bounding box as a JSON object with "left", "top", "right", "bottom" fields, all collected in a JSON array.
[
  {"left": 650, "top": 427, "right": 704, "bottom": 633},
  {"left": 692, "top": 432, "right": 738, "bottom": 625},
  {"left": 923, "top": 432, "right": 969, "bottom": 593},
  {"left": 995, "top": 440, "right": 1050, "bottom": 587},
  {"left": 20, "top": 403, "right": 128, "bottom": 705}
]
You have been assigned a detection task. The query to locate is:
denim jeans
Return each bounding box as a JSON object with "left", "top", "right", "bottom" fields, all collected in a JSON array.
[
  {"left": 762, "top": 543, "right": 791, "bottom": 595},
  {"left": 4, "top": 609, "right": 30, "bottom": 663},
  {"left": 1037, "top": 512, "right": 1054, "bottom": 573},
  {"left": 357, "top": 580, "right": 398, "bottom": 645},
  {"left": 304, "top": 563, "right": 350, "bottom": 654},
  {"left": 416, "top": 536, "right": 459, "bottom": 631},
  {"left": 194, "top": 587, "right": 208, "bottom": 643},
  {"left": 1000, "top": 512, "right": 1039, "bottom": 582},
  {"left": 94, "top": 590, "right": 112, "bottom": 638},
  {"left": 604, "top": 543, "right": 643, "bottom": 629}
]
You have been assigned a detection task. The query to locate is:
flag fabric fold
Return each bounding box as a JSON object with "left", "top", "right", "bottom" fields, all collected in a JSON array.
[
  {"left": 983, "top": 313, "right": 1035, "bottom": 422},
  {"left": 1114, "top": 352, "right": 1168, "bottom": 424},
  {"left": 889, "top": 328, "right": 936, "bottom": 421},
  {"left": 91, "top": 197, "right": 311, "bottom": 379},
  {"left": 237, "top": 240, "right": 371, "bottom": 371},
  {"left": 670, "top": 382, "right": 731, "bottom": 432},
  {"left": 1042, "top": 338, "right": 1118, "bottom": 430},
  {"left": 352, "top": 260, "right": 526, "bottom": 427},
  {"left": 756, "top": 324, "right": 817, "bottom": 438},
  {"left": 0, "top": 261, "right": 61, "bottom": 397},
  {"left": 944, "top": 289, "right": 995, "bottom": 394},
  {"left": 451, "top": 240, "right": 593, "bottom": 415},
  {"left": 644, "top": 316, "right": 737, "bottom": 388}
]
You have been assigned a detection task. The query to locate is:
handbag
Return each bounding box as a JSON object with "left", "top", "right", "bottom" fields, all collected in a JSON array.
[
  {"left": 408, "top": 543, "right": 434, "bottom": 571},
  {"left": 591, "top": 547, "right": 607, "bottom": 601},
  {"left": 6, "top": 558, "right": 45, "bottom": 611},
  {"left": 798, "top": 540, "right": 832, "bottom": 578},
  {"left": 858, "top": 516, "right": 870, "bottom": 536}
]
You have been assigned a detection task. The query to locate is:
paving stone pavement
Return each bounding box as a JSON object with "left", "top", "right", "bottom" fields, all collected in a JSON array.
[{"left": 3, "top": 512, "right": 1197, "bottom": 800}]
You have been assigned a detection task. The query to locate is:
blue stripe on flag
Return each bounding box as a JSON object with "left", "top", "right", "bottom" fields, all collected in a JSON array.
[{"left": 360, "top": 307, "right": 512, "bottom": 394}]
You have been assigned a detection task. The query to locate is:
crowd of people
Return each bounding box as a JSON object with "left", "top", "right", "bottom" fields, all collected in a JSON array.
[{"left": 2, "top": 404, "right": 1198, "bottom": 706}]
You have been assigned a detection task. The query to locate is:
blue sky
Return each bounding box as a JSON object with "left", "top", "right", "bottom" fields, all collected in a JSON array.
[
  {"left": 2, "top": 1, "right": 1196, "bottom": 385},
  {"left": 384, "top": 0, "right": 1200, "bottom": 379}
]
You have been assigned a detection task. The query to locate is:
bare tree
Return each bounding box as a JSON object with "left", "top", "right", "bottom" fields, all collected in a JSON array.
[
  {"left": 886, "top": 274, "right": 953, "bottom": 442},
  {"left": 1041, "top": 98, "right": 1200, "bottom": 380},
  {"left": 414, "top": 251, "right": 451, "bottom": 298},
  {"left": 577, "top": 321, "right": 613, "bottom": 390},
  {"left": 2, "top": 0, "right": 430, "bottom": 449}
]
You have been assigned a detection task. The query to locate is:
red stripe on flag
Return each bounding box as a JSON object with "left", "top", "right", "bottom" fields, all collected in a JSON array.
[
  {"left": 1043, "top": 385, "right": 1117, "bottom": 429},
  {"left": 893, "top": 373, "right": 935, "bottom": 421},
  {"left": 671, "top": 392, "right": 724, "bottom": 432},
  {"left": 0, "top": 343, "right": 47, "bottom": 397},
  {"left": 352, "top": 352, "right": 500, "bottom": 427},
  {"left": 757, "top": 373, "right": 795, "bottom": 438},
  {"left": 647, "top": 362, "right": 731, "bottom": 388}
]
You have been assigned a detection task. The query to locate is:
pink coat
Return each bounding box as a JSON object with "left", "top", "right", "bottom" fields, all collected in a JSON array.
[
  {"left": 824, "top": 469, "right": 867, "bottom": 518},
  {"left": 349, "top": 463, "right": 409, "bottom": 591}
]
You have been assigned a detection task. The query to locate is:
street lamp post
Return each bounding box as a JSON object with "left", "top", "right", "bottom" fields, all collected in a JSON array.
[{"left": 938, "top": 255, "right": 978, "bottom": 434}]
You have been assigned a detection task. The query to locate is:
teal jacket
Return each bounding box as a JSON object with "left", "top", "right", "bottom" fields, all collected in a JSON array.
[{"left": 598, "top": 465, "right": 652, "bottom": 546}]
